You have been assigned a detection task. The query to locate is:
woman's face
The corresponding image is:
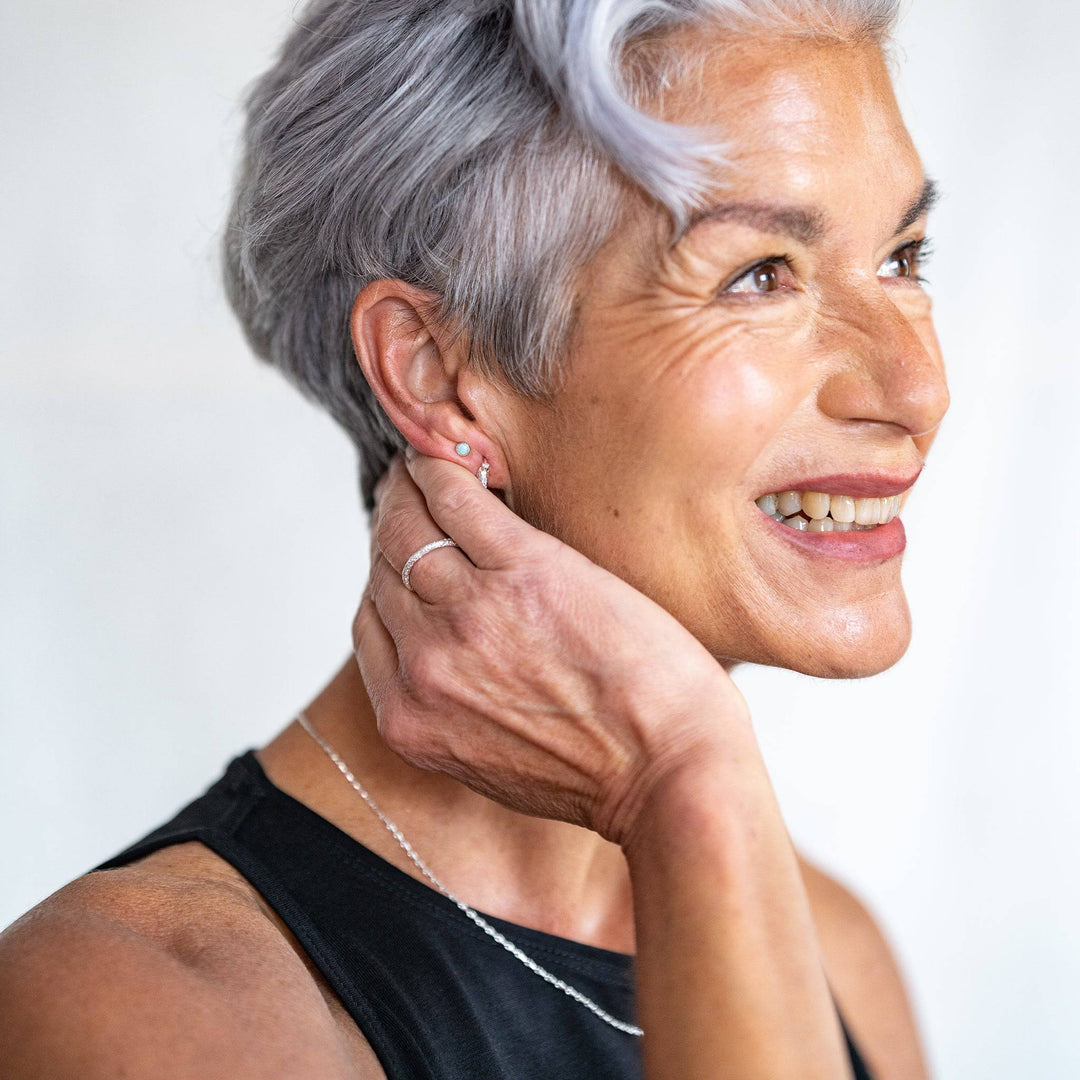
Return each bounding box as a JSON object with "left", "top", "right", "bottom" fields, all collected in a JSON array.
[{"left": 499, "top": 30, "right": 949, "bottom": 678}]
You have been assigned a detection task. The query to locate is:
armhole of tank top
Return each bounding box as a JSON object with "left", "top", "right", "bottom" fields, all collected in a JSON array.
[
  {"left": 89, "top": 780, "right": 432, "bottom": 1078},
  {"left": 193, "top": 830, "right": 432, "bottom": 1077}
]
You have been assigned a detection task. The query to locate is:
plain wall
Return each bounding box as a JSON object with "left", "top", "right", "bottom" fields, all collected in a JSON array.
[{"left": 2, "top": 2, "right": 1077, "bottom": 1076}]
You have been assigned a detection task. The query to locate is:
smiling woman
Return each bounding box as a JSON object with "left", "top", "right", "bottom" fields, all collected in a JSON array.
[{"left": 0, "top": 2, "right": 941, "bottom": 1078}]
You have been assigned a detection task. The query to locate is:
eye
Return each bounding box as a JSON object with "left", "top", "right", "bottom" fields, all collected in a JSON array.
[
  {"left": 879, "top": 236, "right": 934, "bottom": 285},
  {"left": 721, "top": 257, "right": 795, "bottom": 296}
]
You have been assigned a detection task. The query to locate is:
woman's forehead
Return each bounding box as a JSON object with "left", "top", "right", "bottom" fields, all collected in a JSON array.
[
  {"left": 661, "top": 33, "right": 907, "bottom": 152},
  {"left": 639, "top": 34, "right": 923, "bottom": 231}
]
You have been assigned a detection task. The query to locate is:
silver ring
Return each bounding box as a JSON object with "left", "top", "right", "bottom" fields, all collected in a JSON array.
[{"left": 401, "top": 537, "right": 458, "bottom": 592}]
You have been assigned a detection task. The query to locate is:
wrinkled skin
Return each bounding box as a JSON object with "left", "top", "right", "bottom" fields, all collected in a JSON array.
[
  {"left": 0, "top": 29, "right": 941, "bottom": 1080},
  {"left": 367, "top": 30, "right": 948, "bottom": 682},
  {"left": 361, "top": 448, "right": 751, "bottom": 844},
  {"left": 351, "top": 27, "right": 948, "bottom": 847}
]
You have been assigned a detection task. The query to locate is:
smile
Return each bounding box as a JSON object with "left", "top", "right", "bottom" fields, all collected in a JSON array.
[{"left": 754, "top": 489, "right": 907, "bottom": 532}]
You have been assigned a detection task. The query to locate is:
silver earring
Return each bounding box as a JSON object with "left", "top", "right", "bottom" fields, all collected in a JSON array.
[
  {"left": 455, "top": 441, "right": 471, "bottom": 457},
  {"left": 477, "top": 460, "right": 490, "bottom": 489}
]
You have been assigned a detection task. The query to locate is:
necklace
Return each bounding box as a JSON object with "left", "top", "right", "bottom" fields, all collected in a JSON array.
[{"left": 295, "top": 710, "right": 643, "bottom": 1037}]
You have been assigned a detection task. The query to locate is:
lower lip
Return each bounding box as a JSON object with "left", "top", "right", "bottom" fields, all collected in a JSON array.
[{"left": 760, "top": 511, "right": 907, "bottom": 562}]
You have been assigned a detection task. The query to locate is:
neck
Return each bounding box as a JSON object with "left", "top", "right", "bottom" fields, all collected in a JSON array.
[{"left": 257, "top": 654, "right": 636, "bottom": 954}]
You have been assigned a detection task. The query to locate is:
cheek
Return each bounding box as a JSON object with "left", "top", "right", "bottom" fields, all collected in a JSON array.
[
  {"left": 694, "top": 352, "right": 788, "bottom": 464},
  {"left": 649, "top": 325, "right": 805, "bottom": 478},
  {"left": 572, "top": 315, "right": 814, "bottom": 522},
  {"left": 542, "top": 313, "right": 812, "bottom": 565}
]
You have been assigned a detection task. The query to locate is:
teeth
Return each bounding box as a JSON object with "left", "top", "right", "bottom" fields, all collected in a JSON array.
[
  {"left": 854, "top": 497, "right": 879, "bottom": 525},
  {"left": 776, "top": 490, "right": 802, "bottom": 517},
  {"left": 802, "top": 492, "right": 831, "bottom": 520},
  {"left": 830, "top": 495, "right": 855, "bottom": 524},
  {"left": 756, "top": 487, "right": 908, "bottom": 532}
]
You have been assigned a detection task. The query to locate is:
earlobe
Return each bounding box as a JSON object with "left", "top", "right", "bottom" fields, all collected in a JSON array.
[{"left": 454, "top": 440, "right": 493, "bottom": 486}]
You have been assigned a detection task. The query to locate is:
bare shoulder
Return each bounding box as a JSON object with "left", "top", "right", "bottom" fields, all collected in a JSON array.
[
  {"left": 0, "top": 841, "right": 385, "bottom": 1080},
  {"left": 797, "top": 852, "right": 931, "bottom": 1080}
]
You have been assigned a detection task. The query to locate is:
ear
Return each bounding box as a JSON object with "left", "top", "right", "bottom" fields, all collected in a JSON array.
[{"left": 349, "top": 279, "right": 509, "bottom": 490}]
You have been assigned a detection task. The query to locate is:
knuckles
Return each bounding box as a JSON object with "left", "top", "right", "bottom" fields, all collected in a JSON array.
[
  {"left": 376, "top": 503, "right": 418, "bottom": 563},
  {"left": 375, "top": 700, "right": 419, "bottom": 760},
  {"left": 396, "top": 646, "right": 451, "bottom": 710},
  {"left": 377, "top": 689, "right": 446, "bottom": 769},
  {"left": 426, "top": 480, "right": 475, "bottom": 522},
  {"left": 365, "top": 553, "right": 396, "bottom": 610}
]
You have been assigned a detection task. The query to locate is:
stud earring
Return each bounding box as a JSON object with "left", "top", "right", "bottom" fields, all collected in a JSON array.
[
  {"left": 477, "top": 460, "right": 490, "bottom": 489},
  {"left": 455, "top": 441, "right": 471, "bottom": 457}
]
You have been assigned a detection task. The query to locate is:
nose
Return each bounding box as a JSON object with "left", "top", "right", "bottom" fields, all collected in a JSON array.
[{"left": 815, "top": 294, "right": 949, "bottom": 439}]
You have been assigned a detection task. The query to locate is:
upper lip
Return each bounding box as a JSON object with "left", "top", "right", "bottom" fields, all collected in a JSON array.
[{"left": 757, "top": 465, "right": 924, "bottom": 499}]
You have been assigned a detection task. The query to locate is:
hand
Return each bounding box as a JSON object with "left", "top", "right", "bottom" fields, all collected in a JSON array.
[{"left": 353, "top": 449, "right": 752, "bottom": 847}]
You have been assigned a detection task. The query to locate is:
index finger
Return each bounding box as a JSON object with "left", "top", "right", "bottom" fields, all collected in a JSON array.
[{"left": 404, "top": 450, "right": 546, "bottom": 570}]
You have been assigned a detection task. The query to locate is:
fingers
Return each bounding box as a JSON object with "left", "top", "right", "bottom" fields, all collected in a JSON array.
[
  {"left": 351, "top": 585, "right": 398, "bottom": 717},
  {"left": 403, "top": 450, "right": 545, "bottom": 571},
  {"left": 373, "top": 453, "right": 472, "bottom": 603},
  {"left": 366, "top": 496, "right": 426, "bottom": 637}
]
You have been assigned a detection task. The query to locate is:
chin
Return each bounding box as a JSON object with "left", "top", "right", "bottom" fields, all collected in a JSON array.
[
  {"left": 799, "top": 596, "right": 913, "bottom": 679},
  {"left": 725, "top": 594, "right": 914, "bottom": 680}
]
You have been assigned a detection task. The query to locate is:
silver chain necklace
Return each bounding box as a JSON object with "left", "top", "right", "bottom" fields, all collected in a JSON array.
[{"left": 295, "top": 709, "right": 643, "bottom": 1037}]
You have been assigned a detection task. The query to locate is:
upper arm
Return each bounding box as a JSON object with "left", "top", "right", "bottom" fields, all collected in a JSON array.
[
  {"left": 1, "top": 899, "right": 257, "bottom": 1079},
  {"left": 798, "top": 855, "right": 931, "bottom": 1080},
  {"left": 0, "top": 870, "right": 383, "bottom": 1080}
]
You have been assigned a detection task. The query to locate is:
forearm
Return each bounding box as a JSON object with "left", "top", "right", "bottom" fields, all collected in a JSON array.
[{"left": 624, "top": 726, "right": 852, "bottom": 1080}]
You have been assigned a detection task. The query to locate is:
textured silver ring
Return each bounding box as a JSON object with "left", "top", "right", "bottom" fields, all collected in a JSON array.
[{"left": 401, "top": 537, "right": 458, "bottom": 592}]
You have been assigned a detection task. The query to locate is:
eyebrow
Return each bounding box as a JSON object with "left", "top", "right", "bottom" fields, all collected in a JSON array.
[{"left": 680, "top": 176, "right": 941, "bottom": 247}]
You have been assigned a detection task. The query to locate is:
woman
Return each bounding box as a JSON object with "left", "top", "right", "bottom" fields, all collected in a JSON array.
[{"left": 0, "top": 0, "right": 944, "bottom": 1076}]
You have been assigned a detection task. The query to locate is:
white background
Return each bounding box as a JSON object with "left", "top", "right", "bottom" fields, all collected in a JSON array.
[{"left": 2, "top": 1, "right": 1077, "bottom": 1075}]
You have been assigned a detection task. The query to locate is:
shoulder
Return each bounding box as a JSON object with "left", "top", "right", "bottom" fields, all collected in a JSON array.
[
  {"left": 0, "top": 842, "right": 384, "bottom": 1080},
  {"left": 797, "top": 852, "right": 931, "bottom": 1080}
]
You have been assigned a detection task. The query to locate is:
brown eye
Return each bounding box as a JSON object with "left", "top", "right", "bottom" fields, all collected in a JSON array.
[
  {"left": 753, "top": 265, "right": 779, "bottom": 290},
  {"left": 884, "top": 251, "right": 914, "bottom": 277},
  {"left": 725, "top": 259, "right": 787, "bottom": 295},
  {"left": 879, "top": 237, "right": 933, "bottom": 285}
]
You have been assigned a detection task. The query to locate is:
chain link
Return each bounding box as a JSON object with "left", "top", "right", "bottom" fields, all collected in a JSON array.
[{"left": 295, "top": 710, "right": 643, "bottom": 1037}]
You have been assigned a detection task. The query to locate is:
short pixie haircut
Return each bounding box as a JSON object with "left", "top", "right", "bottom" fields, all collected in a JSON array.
[{"left": 223, "top": 0, "right": 900, "bottom": 514}]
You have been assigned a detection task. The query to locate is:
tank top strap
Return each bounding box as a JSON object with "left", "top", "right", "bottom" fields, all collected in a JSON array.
[{"left": 92, "top": 750, "right": 876, "bottom": 1080}]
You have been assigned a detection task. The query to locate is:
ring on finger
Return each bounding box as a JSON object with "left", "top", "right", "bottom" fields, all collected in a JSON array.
[{"left": 401, "top": 537, "right": 459, "bottom": 592}]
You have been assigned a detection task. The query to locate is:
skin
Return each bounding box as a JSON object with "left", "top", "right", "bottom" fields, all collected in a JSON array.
[
  {"left": 0, "top": 27, "right": 942, "bottom": 1080},
  {"left": 488, "top": 32, "right": 947, "bottom": 679}
]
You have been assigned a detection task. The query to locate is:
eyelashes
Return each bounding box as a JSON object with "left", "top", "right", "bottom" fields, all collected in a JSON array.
[
  {"left": 893, "top": 235, "right": 934, "bottom": 285},
  {"left": 718, "top": 234, "right": 936, "bottom": 297}
]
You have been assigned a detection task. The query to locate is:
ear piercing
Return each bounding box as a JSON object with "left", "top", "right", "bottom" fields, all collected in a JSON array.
[{"left": 452, "top": 441, "right": 490, "bottom": 488}]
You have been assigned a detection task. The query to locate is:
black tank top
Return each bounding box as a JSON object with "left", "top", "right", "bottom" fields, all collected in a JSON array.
[{"left": 92, "top": 750, "right": 875, "bottom": 1079}]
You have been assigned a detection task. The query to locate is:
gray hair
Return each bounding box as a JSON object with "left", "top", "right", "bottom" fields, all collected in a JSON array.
[{"left": 223, "top": 0, "right": 901, "bottom": 516}]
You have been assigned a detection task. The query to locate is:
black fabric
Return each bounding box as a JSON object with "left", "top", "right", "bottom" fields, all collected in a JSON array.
[{"left": 92, "top": 750, "right": 875, "bottom": 1080}]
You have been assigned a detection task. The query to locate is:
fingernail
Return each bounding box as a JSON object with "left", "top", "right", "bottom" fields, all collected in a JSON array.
[{"left": 404, "top": 443, "right": 417, "bottom": 462}]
